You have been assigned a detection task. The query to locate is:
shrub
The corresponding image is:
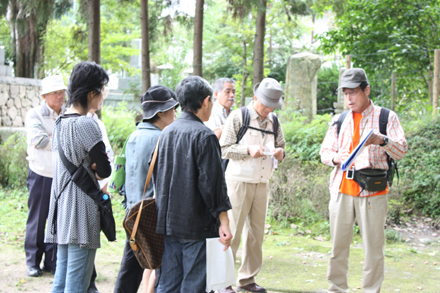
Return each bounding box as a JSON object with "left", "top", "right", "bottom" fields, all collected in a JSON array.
[
  {"left": 277, "top": 109, "right": 332, "bottom": 162},
  {"left": 101, "top": 102, "right": 138, "bottom": 153},
  {"left": 268, "top": 158, "right": 330, "bottom": 224},
  {"left": 317, "top": 63, "right": 340, "bottom": 114},
  {"left": 399, "top": 118, "right": 440, "bottom": 217},
  {"left": 0, "top": 132, "right": 28, "bottom": 188}
]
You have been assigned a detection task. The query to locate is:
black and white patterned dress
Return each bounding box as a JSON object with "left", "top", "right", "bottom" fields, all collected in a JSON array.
[{"left": 45, "top": 115, "right": 103, "bottom": 249}]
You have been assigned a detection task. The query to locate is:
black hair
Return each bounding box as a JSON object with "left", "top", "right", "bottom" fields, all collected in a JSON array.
[
  {"left": 67, "top": 61, "right": 109, "bottom": 110},
  {"left": 175, "top": 76, "right": 213, "bottom": 112},
  {"left": 360, "top": 81, "right": 369, "bottom": 91}
]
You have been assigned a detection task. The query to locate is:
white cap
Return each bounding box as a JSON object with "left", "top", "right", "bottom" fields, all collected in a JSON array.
[{"left": 41, "top": 75, "right": 67, "bottom": 97}]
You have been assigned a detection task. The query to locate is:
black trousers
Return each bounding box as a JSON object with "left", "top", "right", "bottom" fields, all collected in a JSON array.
[
  {"left": 25, "top": 169, "right": 56, "bottom": 269},
  {"left": 114, "top": 239, "right": 144, "bottom": 293}
]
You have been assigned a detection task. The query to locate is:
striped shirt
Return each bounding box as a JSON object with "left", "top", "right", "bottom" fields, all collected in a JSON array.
[
  {"left": 220, "top": 101, "right": 286, "bottom": 160},
  {"left": 320, "top": 101, "right": 407, "bottom": 198}
]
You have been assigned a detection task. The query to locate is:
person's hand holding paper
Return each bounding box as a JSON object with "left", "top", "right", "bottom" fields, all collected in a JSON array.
[
  {"left": 364, "top": 130, "right": 386, "bottom": 146},
  {"left": 333, "top": 150, "right": 350, "bottom": 165}
]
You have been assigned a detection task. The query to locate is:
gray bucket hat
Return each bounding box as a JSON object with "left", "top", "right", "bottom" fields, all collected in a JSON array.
[
  {"left": 253, "top": 77, "right": 283, "bottom": 109},
  {"left": 337, "top": 68, "right": 369, "bottom": 90},
  {"left": 141, "top": 85, "right": 179, "bottom": 120}
]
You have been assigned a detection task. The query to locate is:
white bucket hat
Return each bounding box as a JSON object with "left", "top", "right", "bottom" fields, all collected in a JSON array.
[
  {"left": 41, "top": 75, "right": 67, "bottom": 97},
  {"left": 253, "top": 77, "right": 283, "bottom": 109}
]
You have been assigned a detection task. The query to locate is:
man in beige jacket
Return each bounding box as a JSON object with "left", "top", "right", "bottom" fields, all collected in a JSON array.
[{"left": 219, "top": 78, "right": 286, "bottom": 293}]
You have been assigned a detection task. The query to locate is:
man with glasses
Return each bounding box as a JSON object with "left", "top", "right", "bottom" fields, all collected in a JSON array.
[
  {"left": 219, "top": 77, "right": 286, "bottom": 293},
  {"left": 320, "top": 68, "right": 408, "bottom": 292},
  {"left": 24, "top": 75, "right": 66, "bottom": 277}
]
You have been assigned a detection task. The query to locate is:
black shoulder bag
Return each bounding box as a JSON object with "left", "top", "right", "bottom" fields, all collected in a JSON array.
[{"left": 55, "top": 119, "right": 116, "bottom": 242}]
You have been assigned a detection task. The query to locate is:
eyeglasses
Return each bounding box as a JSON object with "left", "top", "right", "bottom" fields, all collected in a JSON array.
[{"left": 342, "top": 89, "right": 360, "bottom": 97}]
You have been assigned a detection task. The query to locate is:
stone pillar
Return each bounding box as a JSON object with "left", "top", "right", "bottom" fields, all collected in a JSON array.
[
  {"left": 285, "top": 52, "right": 321, "bottom": 121},
  {"left": 333, "top": 68, "right": 346, "bottom": 114}
]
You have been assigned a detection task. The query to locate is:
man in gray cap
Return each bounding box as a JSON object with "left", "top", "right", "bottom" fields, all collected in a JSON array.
[
  {"left": 219, "top": 77, "right": 286, "bottom": 293},
  {"left": 320, "top": 68, "right": 407, "bottom": 292}
]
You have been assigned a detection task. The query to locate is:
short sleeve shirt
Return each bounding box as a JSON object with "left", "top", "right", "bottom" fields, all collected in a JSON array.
[{"left": 45, "top": 115, "right": 103, "bottom": 249}]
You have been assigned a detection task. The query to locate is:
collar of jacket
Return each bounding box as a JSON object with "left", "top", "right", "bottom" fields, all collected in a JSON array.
[
  {"left": 247, "top": 100, "right": 274, "bottom": 123},
  {"left": 346, "top": 99, "right": 375, "bottom": 118},
  {"left": 137, "top": 121, "right": 161, "bottom": 130},
  {"left": 179, "top": 111, "right": 204, "bottom": 123},
  {"left": 40, "top": 101, "right": 66, "bottom": 117}
]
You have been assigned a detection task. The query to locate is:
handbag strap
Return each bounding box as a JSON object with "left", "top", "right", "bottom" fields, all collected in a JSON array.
[
  {"left": 56, "top": 119, "right": 79, "bottom": 176},
  {"left": 129, "top": 138, "right": 160, "bottom": 249}
]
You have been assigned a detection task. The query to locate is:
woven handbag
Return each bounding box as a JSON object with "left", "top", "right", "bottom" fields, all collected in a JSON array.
[{"left": 123, "top": 140, "right": 164, "bottom": 270}]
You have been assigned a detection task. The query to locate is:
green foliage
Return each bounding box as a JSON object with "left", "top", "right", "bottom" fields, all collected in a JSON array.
[
  {"left": 318, "top": 0, "right": 440, "bottom": 117},
  {"left": 269, "top": 158, "right": 330, "bottom": 224},
  {"left": 317, "top": 63, "right": 340, "bottom": 113},
  {"left": 0, "top": 17, "right": 12, "bottom": 65},
  {"left": 0, "top": 133, "right": 28, "bottom": 188},
  {"left": 278, "top": 110, "right": 332, "bottom": 161},
  {"left": 399, "top": 118, "right": 440, "bottom": 217},
  {"left": 385, "top": 228, "right": 403, "bottom": 243},
  {"left": 157, "top": 47, "right": 190, "bottom": 90},
  {"left": 43, "top": 10, "right": 139, "bottom": 77},
  {"left": 101, "top": 103, "right": 138, "bottom": 153}
]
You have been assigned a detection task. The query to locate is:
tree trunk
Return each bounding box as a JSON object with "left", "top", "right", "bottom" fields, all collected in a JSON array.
[
  {"left": 141, "top": 0, "right": 151, "bottom": 93},
  {"left": 88, "top": 0, "right": 101, "bottom": 118},
  {"left": 193, "top": 0, "right": 204, "bottom": 77},
  {"left": 7, "top": 0, "right": 46, "bottom": 78},
  {"left": 88, "top": 0, "right": 100, "bottom": 64},
  {"left": 241, "top": 40, "right": 248, "bottom": 107},
  {"left": 252, "top": 0, "right": 266, "bottom": 86}
]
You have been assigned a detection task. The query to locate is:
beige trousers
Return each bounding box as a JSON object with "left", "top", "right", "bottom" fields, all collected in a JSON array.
[
  {"left": 226, "top": 178, "right": 268, "bottom": 287},
  {"left": 327, "top": 193, "right": 388, "bottom": 293}
]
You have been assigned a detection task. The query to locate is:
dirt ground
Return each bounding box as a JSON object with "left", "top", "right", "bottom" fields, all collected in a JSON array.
[
  {"left": 387, "top": 216, "right": 440, "bottom": 248},
  {"left": 0, "top": 244, "right": 130, "bottom": 293}
]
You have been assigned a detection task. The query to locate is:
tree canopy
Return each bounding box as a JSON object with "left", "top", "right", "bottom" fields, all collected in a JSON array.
[{"left": 318, "top": 0, "right": 440, "bottom": 114}]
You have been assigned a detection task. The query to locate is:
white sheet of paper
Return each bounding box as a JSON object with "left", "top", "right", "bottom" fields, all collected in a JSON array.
[{"left": 206, "top": 237, "right": 236, "bottom": 292}]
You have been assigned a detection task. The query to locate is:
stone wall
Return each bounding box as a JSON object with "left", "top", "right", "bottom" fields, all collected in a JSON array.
[{"left": 0, "top": 77, "right": 42, "bottom": 127}]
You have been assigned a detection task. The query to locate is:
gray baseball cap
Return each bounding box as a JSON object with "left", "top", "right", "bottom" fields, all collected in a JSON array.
[
  {"left": 337, "top": 68, "right": 369, "bottom": 90},
  {"left": 253, "top": 77, "right": 283, "bottom": 109}
]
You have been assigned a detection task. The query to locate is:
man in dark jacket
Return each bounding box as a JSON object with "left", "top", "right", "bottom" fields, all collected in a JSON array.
[{"left": 154, "top": 76, "right": 233, "bottom": 292}]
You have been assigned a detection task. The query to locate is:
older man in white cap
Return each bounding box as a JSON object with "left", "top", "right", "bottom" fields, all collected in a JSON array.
[
  {"left": 24, "top": 75, "right": 66, "bottom": 277},
  {"left": 219, "top": 77, "right": 286, "bottom": 293}
]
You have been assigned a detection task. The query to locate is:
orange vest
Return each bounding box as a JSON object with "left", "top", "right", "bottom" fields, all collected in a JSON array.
[{"left": 340, "top": 112, "right": 388, "bottom": 197}]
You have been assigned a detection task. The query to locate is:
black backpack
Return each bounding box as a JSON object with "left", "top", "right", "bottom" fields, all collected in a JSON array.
[
  {"left": 236, "top": 106, "right": 279, "bottom": 143},
  {"left": 222, "top": 107, "right": 279, "bottom": 172},
  {"left": 333, "top": 108, "right": 399, "bottom": 185}
]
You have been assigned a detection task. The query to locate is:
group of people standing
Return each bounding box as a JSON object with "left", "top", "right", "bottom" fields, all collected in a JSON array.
[{"left": 24, "top": 63, "right": 407, "bottom": 293}]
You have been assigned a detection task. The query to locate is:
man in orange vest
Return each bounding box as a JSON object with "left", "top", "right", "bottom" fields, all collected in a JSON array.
[{"left": 320, "top": 68, "right": 408, "bottom": 292}]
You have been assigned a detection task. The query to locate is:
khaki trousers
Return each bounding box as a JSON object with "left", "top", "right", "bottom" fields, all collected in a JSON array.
[
  {"left": 226, "top": 178, "right": 268, "bottom": 287},
  {"left": 327, "top": 193, "right": 388, "bottom": 293}
]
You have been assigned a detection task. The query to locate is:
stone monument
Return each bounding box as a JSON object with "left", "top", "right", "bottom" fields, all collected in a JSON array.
[
  {"left": 285, "top": 52, "right": 321, "bottom": 121},
  {"left": 333, "top": 67, "right": 346, "bottom": 114}
]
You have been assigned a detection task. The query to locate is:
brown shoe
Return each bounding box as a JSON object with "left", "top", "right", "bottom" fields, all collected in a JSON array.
[
  {"left": 236, "top": 283, "right": 267, "bottom": 293},
  {"left": 218, "top": 286, "right": 236, "bottom": 293}
]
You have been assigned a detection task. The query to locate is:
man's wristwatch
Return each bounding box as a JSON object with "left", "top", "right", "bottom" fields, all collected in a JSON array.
[{"left": 380, "top": 136, "right": 389, "bottom": 147}]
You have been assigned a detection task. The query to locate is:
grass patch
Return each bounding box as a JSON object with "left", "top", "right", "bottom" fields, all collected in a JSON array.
[{"left": 1, "top": 188, "right": 440, "bottom": 292}]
